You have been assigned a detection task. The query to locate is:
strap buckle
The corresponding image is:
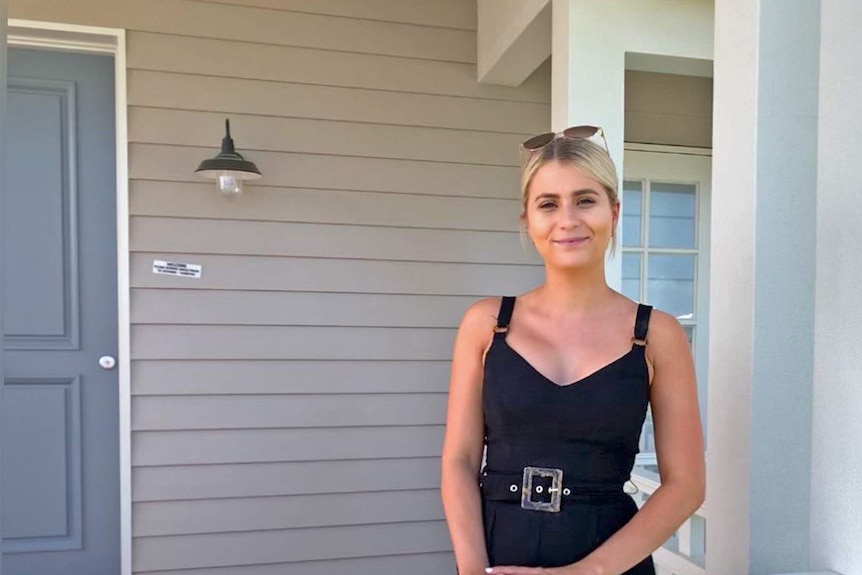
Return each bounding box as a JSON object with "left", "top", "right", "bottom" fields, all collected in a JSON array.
[{"left": 520, "top": 466, "right": 563, "bottom": 513}]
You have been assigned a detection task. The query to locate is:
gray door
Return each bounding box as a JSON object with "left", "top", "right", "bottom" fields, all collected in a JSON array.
[{"left": 1, "top": 47, "right": 119, "bottom": 575}]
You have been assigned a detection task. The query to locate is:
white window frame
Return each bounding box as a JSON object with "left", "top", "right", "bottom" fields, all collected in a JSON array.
[
  {"left": 623, "top": 144, "right": 711, "bottom": 469},
  {"left": 623, "top": 179, "right": 701, "bottom": 343}
]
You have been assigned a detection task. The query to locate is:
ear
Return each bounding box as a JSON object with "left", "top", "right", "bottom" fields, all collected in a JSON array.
[{"left": 612, "top": 200, "right": 620, "bottom": 228}]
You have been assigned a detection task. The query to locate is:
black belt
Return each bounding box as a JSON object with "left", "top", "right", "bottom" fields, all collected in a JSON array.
[{"left": 480, "top": 467, "right": 630, "bottom": 513}]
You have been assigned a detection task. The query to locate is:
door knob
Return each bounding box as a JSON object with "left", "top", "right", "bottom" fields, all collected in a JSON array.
[{"left": 99, "top": 355, "right": 117, "bottom": 370}]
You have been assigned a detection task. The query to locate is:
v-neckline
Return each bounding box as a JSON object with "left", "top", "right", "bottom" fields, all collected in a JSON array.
[{"left": 501, "top": 338, "right": 635, "bottom": 388}]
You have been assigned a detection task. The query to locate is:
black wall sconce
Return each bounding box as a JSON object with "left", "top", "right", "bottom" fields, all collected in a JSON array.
[{"left": 195, "top": 118, "right": 261, "bottom": 198}]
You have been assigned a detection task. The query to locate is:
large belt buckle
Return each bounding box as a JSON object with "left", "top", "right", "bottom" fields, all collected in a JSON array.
[{"left": 520, "top": 466, "right": 563, "bottom": 513}]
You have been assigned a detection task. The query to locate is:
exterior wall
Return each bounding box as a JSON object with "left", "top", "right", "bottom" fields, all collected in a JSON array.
[
  {"left": 624, "top": 71, "right": 712, "bottom": 148},
  {"left": 810, "top": 0, "right": 862, "bottom": 573},
  {"left": 6, "top": 1, "right": 550, "bottom": 573}
]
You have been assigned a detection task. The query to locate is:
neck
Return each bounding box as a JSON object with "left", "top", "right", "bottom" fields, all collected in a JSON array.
[{"left": 536, "top": 264, "right": 613, "bottom": 312}]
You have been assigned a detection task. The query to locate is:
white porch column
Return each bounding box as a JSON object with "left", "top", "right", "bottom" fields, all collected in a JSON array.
[
  {"left": 550, "top": 0, "right": 712, "bottom": 290},
  {"left": 708, "top": 1, "right": 819, "bottom": 574},
  {"left": 551, "top": 0, "right": 625, "bottom": 289},
  {"left": 810, "top": 1, "right": 862, "bottom": 573}
]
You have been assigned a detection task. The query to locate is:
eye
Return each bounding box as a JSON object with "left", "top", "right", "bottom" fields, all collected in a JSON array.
[
  {"left": 577, "top": 197, "right": 597, "bottom": 206},
  {"left": 538, "top": 201, "right": 557, "bottom": 210}
]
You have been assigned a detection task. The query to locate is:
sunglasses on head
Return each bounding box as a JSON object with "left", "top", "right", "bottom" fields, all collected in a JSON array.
[{"left": 521, "top": 125, "right": 608, "bottom": 152}]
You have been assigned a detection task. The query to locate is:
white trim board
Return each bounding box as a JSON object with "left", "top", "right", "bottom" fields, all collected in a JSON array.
[
  {"left": 7, "top": 20, "right": 132, "bottom": 575},
  {"left": 7, "top": 20, "right": 119, "bottom": 53}
]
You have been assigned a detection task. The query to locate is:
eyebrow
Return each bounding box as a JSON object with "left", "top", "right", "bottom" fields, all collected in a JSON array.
[{"left": 533, "top": 189, "right": 601, "bottom": 202}]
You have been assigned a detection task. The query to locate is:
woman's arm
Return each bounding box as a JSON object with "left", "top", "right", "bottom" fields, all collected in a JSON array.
[
  {"left": 571, "top": 310, "right": 706, "bottom": 575},
  {"left": 441, "top": 298, "right": 499, "bottom": 575}
]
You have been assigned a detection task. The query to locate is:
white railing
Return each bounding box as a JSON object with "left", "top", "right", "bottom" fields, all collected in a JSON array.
[
  {"left": 638, "top": 410, "right": 657, "bottom": 455},
  {"left": 630, "top": 468, "right": 706, "bottom": 575}
]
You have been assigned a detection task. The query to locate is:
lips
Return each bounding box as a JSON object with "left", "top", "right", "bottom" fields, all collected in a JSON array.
[{"left": 553, "top": 237, "right": 589, "bottom": 246}]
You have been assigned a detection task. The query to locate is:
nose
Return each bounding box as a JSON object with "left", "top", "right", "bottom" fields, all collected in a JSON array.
[{"left": 557, "top": 202, "right": 580, "bottom": 229}]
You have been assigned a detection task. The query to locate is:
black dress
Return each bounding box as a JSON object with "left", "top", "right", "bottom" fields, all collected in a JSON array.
[{"left": 480, "top": 296, "right": 656, "bottom": 574}]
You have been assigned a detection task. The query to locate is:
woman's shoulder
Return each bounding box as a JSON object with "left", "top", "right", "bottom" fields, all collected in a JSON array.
[
  {"left": 641, "top": 306, "right": 683, "bottom": 335},
  {"left": 615, "top": 294, "right": 678, "bottom": 334},
  {"left": 459, "top": 297, "right": 505, "bottom": 331},
  {"left": 453, "top": 297, "right": 506, "bottom": 355},
  {"left": 640, "top": 306, "right": 689, "bottom": 357}
]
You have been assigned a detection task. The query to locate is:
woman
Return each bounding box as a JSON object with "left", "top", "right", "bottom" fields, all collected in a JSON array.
[{"left": 441, "top": 127, "right": 705, "bottom": 575}]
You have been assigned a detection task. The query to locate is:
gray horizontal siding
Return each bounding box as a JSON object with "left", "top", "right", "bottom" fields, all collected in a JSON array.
[
  {"left": 133, "top": 458, "right": 442, "bottom": 501},
  {"left": 131, "top": 360, "right": 451, "bottom": 395},
  {"left": 132, "top": 426, "right": 445, "bottom": 466},
  {"left": 130, "top": 253, "right": 542, "bottom": 294},
  {"left": 130, "top": 217, "right": 535, "bottom": 264},
  {"left": 133, "top": 489, "right": 444, "bottom": 535},
  {"left": 131, "top": 181, "right": 521, "bottom": 230},
  {"left": 128, "top": 69, "right": 548, "bottom": 134},
  {"left": 148, "top": 3, "right": 477, "bottom": 63},
  {"left": 133, "top": 521, "right": 453, "bottom": 571},
  {"left": 131, "top": 291, "right": 473, "bottom": 326},
  {"left": 128, "top": 108, "right": 525, "bottom": 166},
  {"left": 625, "top": 70, "right": 713, "bottom": 147},
  {"left": 131, "top": 325, "right": 456, "bottom": 360},
  {"left": 132, "top": 393, "right": 447, "bottom": 430},
  {"left": 127, "top": 32, "right": 549, "bottom": 102},
  {"left": 195, "top": 0, "right": 478, "bottom": 29},
  {"left": 135, "top": 551, "right": 455, "bottom": 575},
  {"left": 15, "top": 0, "right": 476, "bottom": 62},
  {"left": 130, "top": 143, "right": 522, "bottom": 197}
]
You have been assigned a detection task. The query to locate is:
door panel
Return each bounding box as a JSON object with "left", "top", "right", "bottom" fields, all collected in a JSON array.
[
  {"left": 1, "top": 47, "right": 119, "bottom": 575},
  {"left": 2, "top": 378, "right": 81, "bottom": 547},
  {"left": 4, "top": 77, "right": 79, "bottom": 349}
]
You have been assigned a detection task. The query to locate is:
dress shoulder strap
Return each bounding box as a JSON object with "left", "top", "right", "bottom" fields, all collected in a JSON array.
[
  {"left": 633, "top": 303, "right": 653, "bottom": 346},
  {"left": 494, "top": 296, "right": 516, "bottom": 334}
]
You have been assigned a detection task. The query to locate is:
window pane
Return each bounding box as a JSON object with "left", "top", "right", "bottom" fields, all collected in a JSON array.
[
  {"left": 647, "top": 254, "right": 696, "bottom": 319},
  {"left": 622, "top": 253, "right": 641, "bottom": 301},
  {"left": 649, "top": 182, "right": 696, "bottom": 249},
  {"left": 622, "top": 180, "right": 643, "bottom": 247}
]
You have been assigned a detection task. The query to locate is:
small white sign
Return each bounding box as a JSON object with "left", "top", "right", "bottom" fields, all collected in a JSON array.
[{"left": 153, "top": 260, "right": 202, "bottom": 279}]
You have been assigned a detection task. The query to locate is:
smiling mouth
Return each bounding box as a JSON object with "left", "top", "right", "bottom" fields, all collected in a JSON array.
[{"left": 553, "top": 237, "right": 589, "bottom": 245}]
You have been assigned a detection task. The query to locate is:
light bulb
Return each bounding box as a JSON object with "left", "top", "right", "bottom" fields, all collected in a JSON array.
[{"left": 217, "top": 173, "right": 243, "bottom": 199}]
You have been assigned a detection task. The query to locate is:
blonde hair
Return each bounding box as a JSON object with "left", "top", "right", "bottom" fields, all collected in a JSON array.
[{"left": 519, "top": 137, "right": 620, "bottom": 252}]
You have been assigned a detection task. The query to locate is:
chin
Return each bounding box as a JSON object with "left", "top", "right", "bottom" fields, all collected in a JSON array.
[
  {"left": 548, "top": 255, "right": 599, "bottom": 270},
  {"left": 537, "top": 245, "right": 606, "bottom": 270}
]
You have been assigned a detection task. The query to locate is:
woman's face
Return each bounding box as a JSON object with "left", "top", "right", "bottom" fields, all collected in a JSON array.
[{"left": 523, "top": 160, "right": 619, "bottom": 270}]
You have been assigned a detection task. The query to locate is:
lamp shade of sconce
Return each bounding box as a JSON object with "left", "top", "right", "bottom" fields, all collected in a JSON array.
[{"left": 195, "top": 119, "right": 261, "bottom": 198}]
